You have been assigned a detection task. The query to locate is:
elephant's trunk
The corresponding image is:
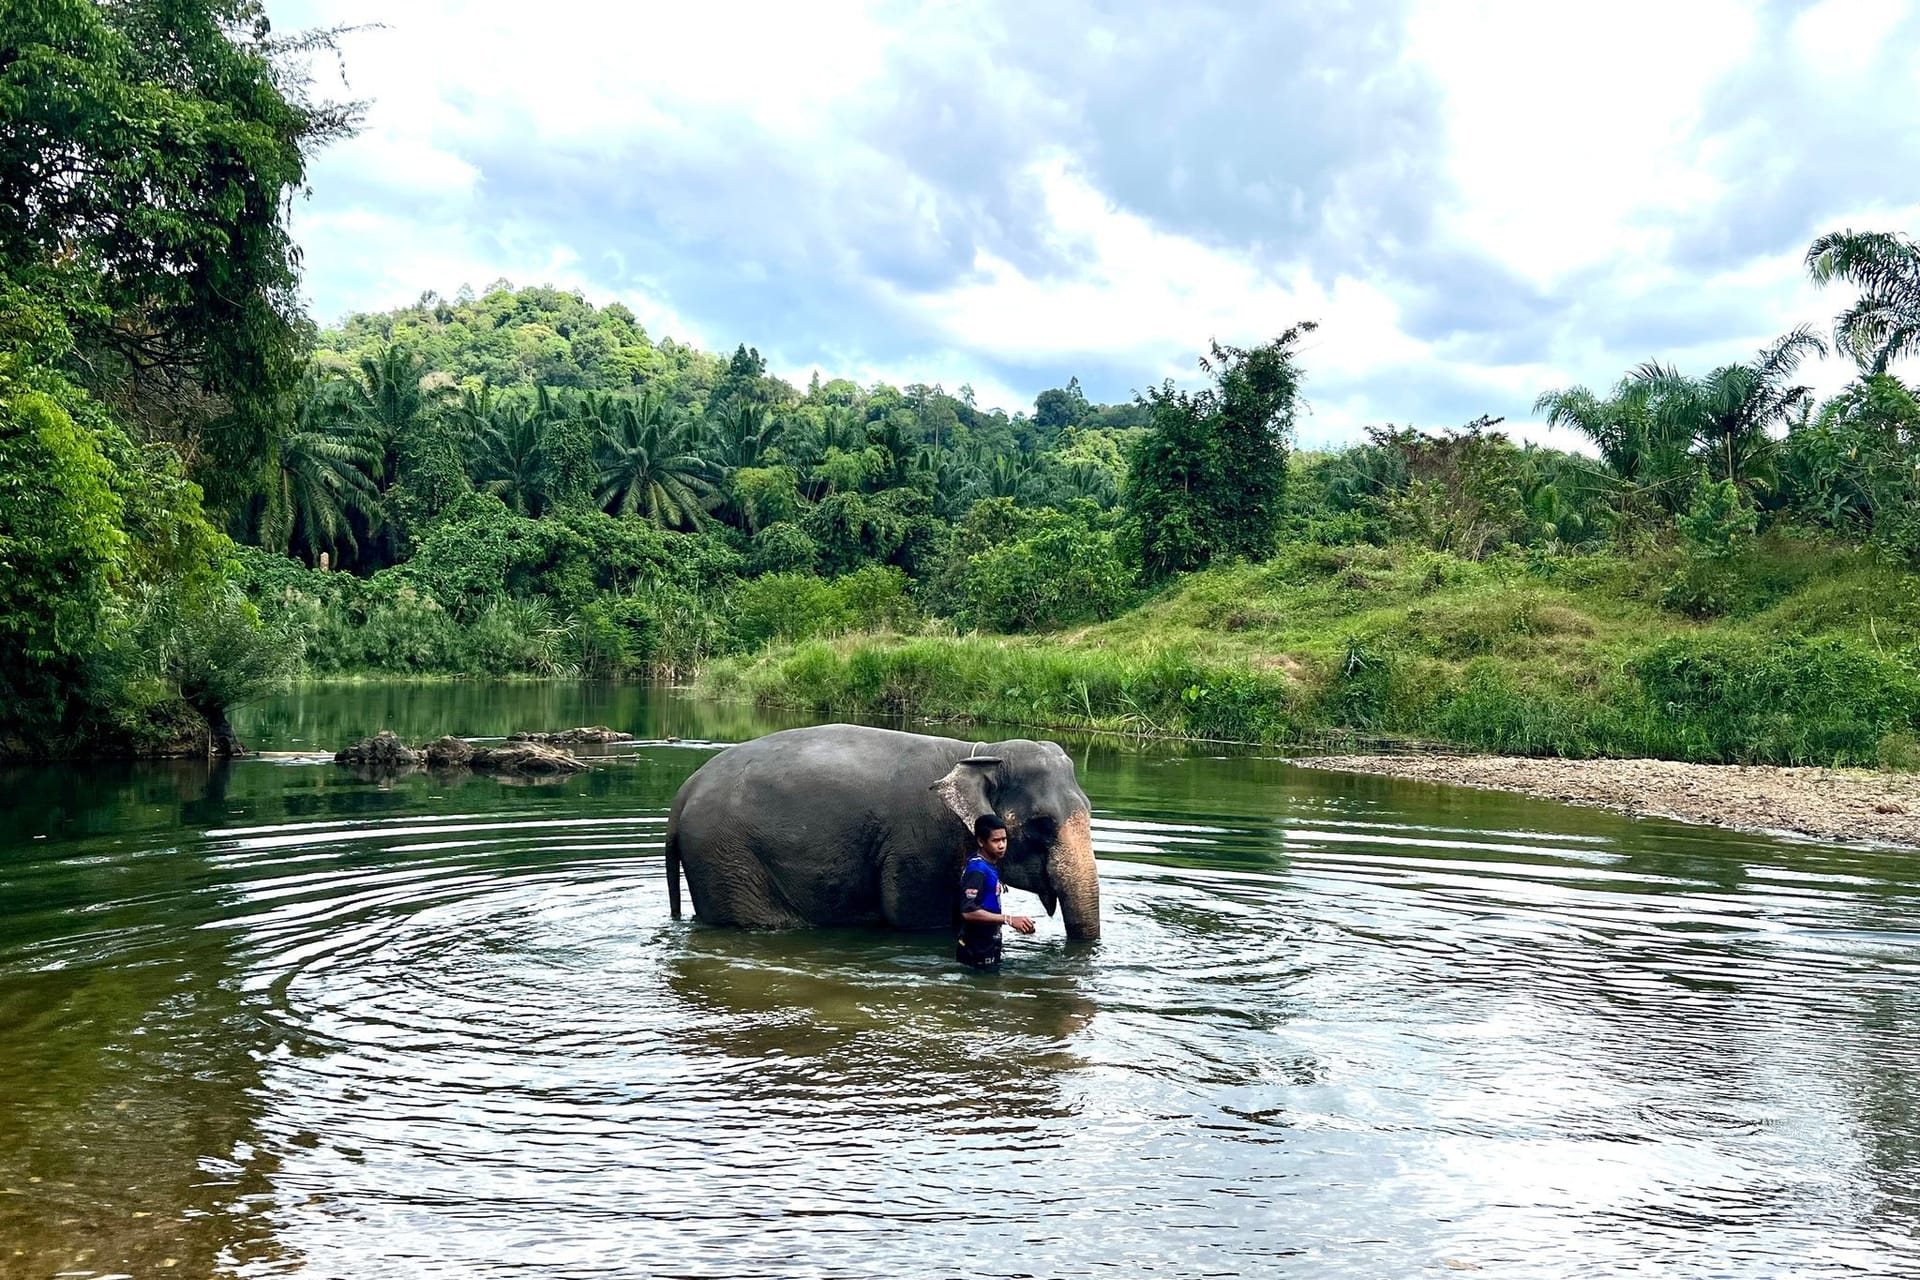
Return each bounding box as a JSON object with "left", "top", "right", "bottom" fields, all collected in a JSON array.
[{"left": 1048, "top": 810, "right": 1101, "bottom": 941}]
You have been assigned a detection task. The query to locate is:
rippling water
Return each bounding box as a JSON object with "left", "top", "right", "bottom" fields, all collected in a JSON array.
[{"left": 3, "top": 684, "right": 1918, "bottom": 1278}]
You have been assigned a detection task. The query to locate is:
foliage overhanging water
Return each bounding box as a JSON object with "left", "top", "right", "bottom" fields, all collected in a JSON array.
[{"left": 1, "top": 682, "right": 1916, "bottom": 1278}]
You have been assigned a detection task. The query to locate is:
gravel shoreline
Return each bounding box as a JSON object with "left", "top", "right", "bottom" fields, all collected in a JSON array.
[{"left": 1292, "top": 754, "right": 1920, "bottom": 849}]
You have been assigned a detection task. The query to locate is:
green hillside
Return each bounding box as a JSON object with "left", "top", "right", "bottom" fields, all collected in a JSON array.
[
  {"left": 708, "top": 534, "right": 1920, "bottom": 766},
  {"left": 7, "top": 4, "right": 1920, "bottom": 765}
]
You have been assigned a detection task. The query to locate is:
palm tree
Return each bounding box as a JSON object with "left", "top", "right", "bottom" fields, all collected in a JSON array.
[
  {"left": 340, "top": 344, "right": 452, "bottom": 485},
  {"left": 868, "top": 417, "right": 915, "bottom": 488},
  {"left": 1806, "top": 228, "right": 1920, "bottom": 374},
  {"left": 821, "top": 405, "right": 862, "bottom": 455},
  {"left": 976, "top": 453, "right": 1044, "bottom": 502},
  {"left": 260, "top": 372, "right": 382, "bottom": 563},
  {"left": 596, "top": 393, "right": 719, "bottom": 528},
  {"left": 707, "top": 401, "right": 786, "bottom": 471},
  {"left": 468, "top": 400, "right": 547, "bottom": 515},
  {"left": 331, "top": 343, "right": 457, "bottom": 559},
  {"left": 1535, "top": 381, "right": 1654, "bottom": 481},
  {"left": 1632, "top": 326, "right": 1826, "bottom": 489},
  {"left": 1055, "top": 458, "right": 1119, "bottom": 507},
  {"left": 1534, "top": 378, "right": 1692, "bottom": 513},
  {"left": 916, "top": 444, "right": 976, "bottom": 519},
  {"left": 451, "top": 382, "right": 495, "bottom": 431}
]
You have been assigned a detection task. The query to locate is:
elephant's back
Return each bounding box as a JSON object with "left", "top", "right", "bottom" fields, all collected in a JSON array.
[{"left": 671, "top": 724, "right": 965, "bottom": 833}]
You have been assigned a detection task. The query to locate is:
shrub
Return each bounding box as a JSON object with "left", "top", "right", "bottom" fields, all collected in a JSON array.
[
  {"left": 747, "top": 521, "right": 819, "bottom": 576},
  {"left": 1877, "top": 731, "right": 1920, "bottom": 772},
  {"left": 1664, "top": 476, "right": 1757, "bottom": 617},
  {"left": 1632, "top": 634, "right": 1920, "bottom": 763},
  {"left": 835, "top": 565, "right": 915, "bottom": 631},
  {"left": 963, "top": 521, "right": 1133, "bottom": 632},
  {"left": 96, "top": 585, "right": 294, "bottom": 750},
  {"left": 1323, "top": 637, "right": 1397, "bottom": 731},
  {"left": 734, "top": 574, "right": 843, "bottom": 649},
  {"left": 0, "top": 387, "right": 125, "bottom": 732},
  {"left": 575, "top": 597, "right": 662, "bottom": 676},
  {"left": 938, "top": 501, "right": 1133, "bottom": 633},
  {"left": 732, "top": 566, "right": 915, "bottom": 650},
  {"left": 406, "top": 495, "right": 739, "bottom": 619}
]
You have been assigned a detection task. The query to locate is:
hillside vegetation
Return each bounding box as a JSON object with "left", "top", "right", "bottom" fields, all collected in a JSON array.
[
  {"left": 709, "top": 535, "right": 1920, "bottom": 766},
  {"left": 7, "top": 4, "right": 1920, "bottom": 766}
]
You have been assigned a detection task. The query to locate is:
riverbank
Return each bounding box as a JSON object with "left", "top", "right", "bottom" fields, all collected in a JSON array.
[
  {"left": 1293, "top": 754, "right": 1920, "bottom": 848},
  {"left": 703, "top": 541, "right": 1920, "bottom": 768}
]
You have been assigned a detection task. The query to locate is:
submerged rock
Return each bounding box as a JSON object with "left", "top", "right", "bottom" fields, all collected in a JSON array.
[
  {"left": 333, "top": 731, "right": 587, "bottom": 778},
  {"left": 470, "top": 741, "right": 588, "bottom": 775},
  {"left": 508, "top": 726, "right": 634, "bottom": 746},
  {"left": 422, "top": 735, "right": 475, "bottom": 768},
  {"left": 334, "top": 731, "right": 418, "bottom": 769}
]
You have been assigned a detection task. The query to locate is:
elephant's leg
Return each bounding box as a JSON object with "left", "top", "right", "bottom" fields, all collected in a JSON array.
[
  {"left": 878, "top": 839, "right": 965, "bottom": 931},
  {"left": 684, "top": 841, "right": 813, "bottom": 930}
]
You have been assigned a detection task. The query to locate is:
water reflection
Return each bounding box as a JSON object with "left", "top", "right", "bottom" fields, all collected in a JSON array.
[
  {"left": 664, "top": 928, "right": 1095, "bottom": 1128},
  {"left": 1, "top": 687, "right": 1918, "bottom": 1276},
  {"left": 0, "top": 776, "right": 283, "bottom": 1277}
]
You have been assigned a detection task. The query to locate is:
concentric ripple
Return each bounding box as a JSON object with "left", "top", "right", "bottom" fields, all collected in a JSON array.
[{"left": 3, "top": 731, "right": 1920, "bottom": 1278}]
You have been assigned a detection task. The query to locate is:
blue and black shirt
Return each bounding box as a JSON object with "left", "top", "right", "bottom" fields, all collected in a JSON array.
[{"left": 956, "top": 854, "right": 1003, "bottom": 955}]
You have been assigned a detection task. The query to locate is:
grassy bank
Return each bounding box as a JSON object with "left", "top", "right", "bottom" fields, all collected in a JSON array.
[{"left": 702, "top": 538, "right": 1920, "bottom": 767}]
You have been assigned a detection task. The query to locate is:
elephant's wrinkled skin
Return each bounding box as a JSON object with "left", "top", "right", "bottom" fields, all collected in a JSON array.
[{"left": 665, "top": 725, "right": 1100, "bottom": 940}]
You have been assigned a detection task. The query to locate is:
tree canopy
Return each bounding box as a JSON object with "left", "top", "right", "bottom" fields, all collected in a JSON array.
[{"left": 1, "top": 0, "right": 353, "bottom": 500}]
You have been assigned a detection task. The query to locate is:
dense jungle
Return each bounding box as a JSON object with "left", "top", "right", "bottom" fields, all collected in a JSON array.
[{"left": 7, "top": 0, "right": 1920, "bottom": 765}]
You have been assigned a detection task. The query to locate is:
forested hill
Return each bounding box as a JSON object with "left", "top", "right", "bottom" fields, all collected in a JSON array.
[
  {"left": 317, "top": 283, "right": 1148, "bottom": 446},
  {"left": 320, "top": 286, "right": 714, "bottom": 401},
  {"left": 9, "top": 2, "right": 1920, "bottom": 767}
]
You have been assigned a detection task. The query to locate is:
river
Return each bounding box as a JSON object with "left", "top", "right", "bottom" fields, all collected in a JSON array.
[{"left": 2, "top": 682, "right": 1916, "bottom": 1277}]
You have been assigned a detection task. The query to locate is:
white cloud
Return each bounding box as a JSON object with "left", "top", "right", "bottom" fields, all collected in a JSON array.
[
  {"left": 1792, "top": 0, "right": 1909, "bottom": 78},
  {"left": 894, "top": 157, "right": 1435, "bottom": 427},
  {"left": 1405, "top": 0, "right": 1755, "bottom": 286},
  {"left": 272, "top": 0, "right": 1920, "bottom": 440}
]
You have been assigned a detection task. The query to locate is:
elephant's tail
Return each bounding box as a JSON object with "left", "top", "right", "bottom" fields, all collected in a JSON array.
[{"left": 666, "top": 828, "right": 683, "bottom": 920}]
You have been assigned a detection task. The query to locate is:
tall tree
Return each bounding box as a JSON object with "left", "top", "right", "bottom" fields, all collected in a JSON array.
[
  {"left": 1807, "top": 229, "right": 1920, "bottom": 374},
  {"left": 1632, "top": 327, "right": 1825, "bottom": 490},
  {"left": 1124, "top": 325, "right": 1315, "bottom": 578},
  {"left": 0, "top": 0, "right": 355, "bottom": 506},
  {"left": 1034, "top": 376, "right": 1091, "bottom": 433},
  {"left": 258, "top": 372, "right": 380, "bottom": 562},
  {"left": 595, "top": 393, "right": 718, "bottom": 529}
]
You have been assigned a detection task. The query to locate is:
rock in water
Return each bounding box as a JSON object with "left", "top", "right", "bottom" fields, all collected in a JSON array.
[
  {"left": 422, "top": 735, "right": 475, "bottom": 768},
  {"left": 508, "top": 726, "right": 634, "bottom": 746},
  {"left": 334, "top": 731, "right": 587, "bottom": 778},
  {"left": 469, "top": 741, "right": 588, "bottom": 775},
  {"left": 334, "top": 731, "right": 418, "bottom": 768}
]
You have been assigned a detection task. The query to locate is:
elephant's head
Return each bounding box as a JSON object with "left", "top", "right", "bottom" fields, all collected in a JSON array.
[{"left": 933, "top": 739, "right": 1100, "bottom": 941}]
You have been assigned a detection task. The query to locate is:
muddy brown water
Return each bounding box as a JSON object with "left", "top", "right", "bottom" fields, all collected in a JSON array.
[{"left": 1, "top": 682, "right": 1916, "bottom": 1277}]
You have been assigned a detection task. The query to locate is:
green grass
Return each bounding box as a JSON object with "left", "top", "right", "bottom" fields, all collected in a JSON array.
[{"left": 702, "top": 538, "right": 1920, "bottom": 766}]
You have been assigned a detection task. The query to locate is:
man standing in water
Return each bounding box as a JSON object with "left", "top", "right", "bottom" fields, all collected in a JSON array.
[{"left": 956, "top": 815, "right": 1036, "bottom": 970}]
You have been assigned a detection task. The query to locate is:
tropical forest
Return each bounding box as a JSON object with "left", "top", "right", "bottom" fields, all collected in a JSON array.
[{"left": 7, "top": 0, "right": 1920, "bottom": 768}]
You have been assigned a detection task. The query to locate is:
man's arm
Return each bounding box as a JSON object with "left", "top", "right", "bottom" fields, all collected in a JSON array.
[
  {"left": 958, "top": 866, "right": 1036, "bottom": 934},
  {"left": 960, "top": 906, "right": 1037, "bottom": 934}
]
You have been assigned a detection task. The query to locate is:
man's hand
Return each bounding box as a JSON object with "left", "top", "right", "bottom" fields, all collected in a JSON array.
[{"left": 1006, "top": 914, "right": 1037, "bottom": 935}]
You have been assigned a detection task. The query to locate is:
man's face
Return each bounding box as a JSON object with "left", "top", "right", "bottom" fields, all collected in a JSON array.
[{"left": 981, "top": 827, "right": 1008, "bottom": 860}]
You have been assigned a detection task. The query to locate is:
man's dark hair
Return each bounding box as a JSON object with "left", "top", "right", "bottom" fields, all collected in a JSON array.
[{"left": 974, "top": 814, "right": 1006, "bottom": 842}]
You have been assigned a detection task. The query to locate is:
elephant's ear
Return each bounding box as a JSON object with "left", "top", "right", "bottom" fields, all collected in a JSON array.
[{"left": 931, "top": 758, "right": 999, "bottom": 828}]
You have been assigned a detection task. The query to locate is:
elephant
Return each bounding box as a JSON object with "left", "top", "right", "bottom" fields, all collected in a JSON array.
[{"left": 664, "top": 724, "right": 1100, "bottom": 940}]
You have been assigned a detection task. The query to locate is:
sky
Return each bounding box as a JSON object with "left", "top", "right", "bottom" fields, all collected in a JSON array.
[{"left": 276, "top": 0, "right": 1920, "bottom": 446}]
